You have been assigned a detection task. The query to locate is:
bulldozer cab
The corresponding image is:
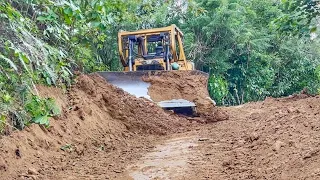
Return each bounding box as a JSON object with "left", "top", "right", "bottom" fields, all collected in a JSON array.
[{"left": 118, "top": 25, "right": 194, "bottom": 71}]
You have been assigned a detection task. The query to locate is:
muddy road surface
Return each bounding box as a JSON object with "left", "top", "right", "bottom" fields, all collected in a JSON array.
[{"left": 120, "top": 94, "right": 320, "bottom": 180}]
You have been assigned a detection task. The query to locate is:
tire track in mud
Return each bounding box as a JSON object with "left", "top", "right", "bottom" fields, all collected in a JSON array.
[{"left": 120, "top": 136, "right": 199, "bottom": 180}]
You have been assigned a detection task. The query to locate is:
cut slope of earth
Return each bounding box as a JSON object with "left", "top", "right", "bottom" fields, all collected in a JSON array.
[
  {"left": 0, "top": 74, "right": 196, "bottom": 180},
  {"left": 1, "top": 73, "right": 319, "bottom": 180}
]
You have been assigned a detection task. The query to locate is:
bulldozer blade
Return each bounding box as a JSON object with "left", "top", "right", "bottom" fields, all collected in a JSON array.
[
  {"left": 97, "top": 71, "right": 153, "bottom": 100},
  {"left": 96, "top": 70, "right": 208, "bottom": 114}
]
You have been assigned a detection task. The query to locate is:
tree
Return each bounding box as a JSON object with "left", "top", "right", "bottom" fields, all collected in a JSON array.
[
  {"left": 172, "top": 0, "right": 320, "bottom": 105},
  {"left": 274, "top": 0, "right": 320, "bottom": 37}
]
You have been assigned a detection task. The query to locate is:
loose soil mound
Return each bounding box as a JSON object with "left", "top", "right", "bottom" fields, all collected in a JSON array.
[
  {"left": 188, "top": 94, "right": 320, "bottom": 179},
  {"left": 0, "top": 74, "right": 191, "bottom": 179},
  {"left": 142, "top": 70, "right": 228, "bottom": 122},
  {"left": 74, "top": 74, "right": 188, "bottom": 135},
  {"left": 1, "top": 73, "right": 319, "bottom": 180}
]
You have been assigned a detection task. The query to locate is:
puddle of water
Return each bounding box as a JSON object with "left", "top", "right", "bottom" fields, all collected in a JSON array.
[{"left": 127, "top": 136, "right": 197, "bottom": 180}]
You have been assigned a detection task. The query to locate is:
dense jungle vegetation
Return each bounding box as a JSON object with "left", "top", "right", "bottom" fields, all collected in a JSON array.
[{"left": 0, "top": 0, "right": 319, "bottom": 132}]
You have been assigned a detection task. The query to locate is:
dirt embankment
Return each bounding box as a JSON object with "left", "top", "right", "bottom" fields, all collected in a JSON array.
[
  {"left": 0, "top": 74, "right": 194, "bottom": 180},
  {"left": 0, "top": 73, "right": 320, "bottom": 180},
  {"left": 142, "top": 71, "right": 228, "bottom": 122},
  {"left": 187, "top": 94, "right": 320, "bottom": 179}
]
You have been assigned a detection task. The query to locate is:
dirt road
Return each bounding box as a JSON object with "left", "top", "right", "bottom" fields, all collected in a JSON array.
[
  {"left": 119, "top": 136, "right": 198, "bottom": 180},
  {"left": 120, "top": 94, "right": 320, "bottom": 180},
  {"left": 1, "top": 74, "right": 320, "bottom": 180}
]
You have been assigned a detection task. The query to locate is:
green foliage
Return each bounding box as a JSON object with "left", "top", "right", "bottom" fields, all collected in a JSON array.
[
  {"left": 0, "top": 115, "right": 6, "bottom": 134},
  {"left": 208, "top": 74, "right": 228, "bottom": 105},
  {"left": 316, "top": 65, "right": 320, "bottom": 80},
  {"left": 170, "top": 0, "right": 320, "bottom": 105},
  {"left": 316, "top": 65, "right": 320, "bottom": 93},
  {"left": 274, "top": 0, "right": 320, "bottom": 37},
  {"left": 0, "top": 0, "right": 319, "bottom": 131},
  {"left": 26, "top": 0, "right": 174, "bottom": 72},
  {"left": 24, "top": 95, "right": 60, "bottom": 127},
  {"left": 60, "top": 144, "right": 73, "bottom": 151},
  {"left": 0, "top": 1, "right": 66, "bottom": 132}
]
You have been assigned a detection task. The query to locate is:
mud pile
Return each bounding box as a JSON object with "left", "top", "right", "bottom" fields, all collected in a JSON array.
[
  {"left": 0, "top": 74, "right": 191, "bottom": 179},
  {"left": 74, "top": 74, "right": 189, "bottom": 135},
  {"left": 142, "top": 71, "right": 228, "bottom": 122},
  {"left": 1, "top": 72, "right": 319, "bottom": 179},
  {"left": 189, "top": 94, "right": 320, "bottom": 179}
]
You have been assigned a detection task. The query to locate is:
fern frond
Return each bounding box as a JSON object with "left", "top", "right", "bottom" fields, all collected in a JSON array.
[
  {"left": 0, "top": 102, "right": 9, "bottom": 113},
  {"left": 0, "top": 53, "right": 18, "bottom": 71},
  {"left": 17, "top": 51, "right": 31, "bottom": 74}
]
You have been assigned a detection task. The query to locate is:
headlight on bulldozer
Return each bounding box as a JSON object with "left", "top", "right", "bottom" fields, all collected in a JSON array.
[
  {"left": 152, "top": 60, "right": 160, "bottom": 64},
  {"left": 140, "top": 60, "right": 160, "bottom": 65}
]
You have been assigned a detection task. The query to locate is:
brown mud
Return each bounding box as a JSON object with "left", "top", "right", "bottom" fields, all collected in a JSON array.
[
  {"left": 0, "top": 74, "right": 193, "bottom": 180},
  {"left": 119, "top": 94, "right": 320, "bottom": 180},
  {"left": 142, "top": 71, "right": 228, "bottom": 122},
  {"left": 0, "top": 74, "right": 319, "bottom": 180},
  {"left": 184, "top": 94, "right": 320, "bottom": 179},
  {"left": 120, "top": 136, "right": 198, "bottom": 180}
]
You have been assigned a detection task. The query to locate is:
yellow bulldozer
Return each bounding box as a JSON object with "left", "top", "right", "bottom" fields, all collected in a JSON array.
[
  {"left": 117, "top": 24, "right": 194, "bottom": 71},
  {"left": 97, "top": 25, "right": 209, "bottom": 114}
]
